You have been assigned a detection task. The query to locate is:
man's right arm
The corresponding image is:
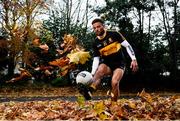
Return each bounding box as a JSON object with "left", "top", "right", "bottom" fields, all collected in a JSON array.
[
  {"left": 121, "top": 40, "right": 138, "bottom": 72},
  {"left": 91, "top": 56, "right": 100, "bottom": 75}
]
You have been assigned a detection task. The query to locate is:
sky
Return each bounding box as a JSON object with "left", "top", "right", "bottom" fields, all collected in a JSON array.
[
  {"left": 52, "top": 0, "right": 106, "bottom": 27},
  {"left": 46, "top": 0, "right": 180, "bottom": 31},
  {"left": 54, "top": 0, "right": 106, "bottom": 7}
]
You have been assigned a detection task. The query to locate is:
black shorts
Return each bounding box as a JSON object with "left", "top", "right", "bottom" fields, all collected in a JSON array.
[{"left": 101, "top": 60, "right": 125, "bottom": 71}]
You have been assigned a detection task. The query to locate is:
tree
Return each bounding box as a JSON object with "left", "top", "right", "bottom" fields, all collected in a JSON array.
[
  {"left": 91, "top": 0, "right": 180, "bottom": 85},
  {"left": 0, "top": 0, "right": 51, "bottom": 77},
  {"left": 92, "top": 0, "right": 154, "bottom": 74},
  {"left": 156, "top": 0, "right": 179, "bottom": 80},
  {"left": 42, "top": 0, "right": 93, "bottom": 49}
]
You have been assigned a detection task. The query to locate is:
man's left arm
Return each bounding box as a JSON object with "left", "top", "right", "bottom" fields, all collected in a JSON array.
[{"left": 121, "top": 40, "right": 138, "bottom": 72}]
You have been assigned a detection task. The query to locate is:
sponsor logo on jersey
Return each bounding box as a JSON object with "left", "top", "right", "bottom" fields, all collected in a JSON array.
[{"left": 99, "top": 41, "right": 121, "bottom": 56}]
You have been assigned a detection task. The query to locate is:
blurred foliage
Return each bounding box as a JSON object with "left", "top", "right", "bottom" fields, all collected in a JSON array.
[
  {"left": 0, "top": 0, "right": 179, "bottom": 88},
  {"left": 0, "top": 0, "right": 52, "bottom": 79}
]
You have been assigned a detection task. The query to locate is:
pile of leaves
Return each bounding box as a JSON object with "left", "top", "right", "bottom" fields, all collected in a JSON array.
[{"left": 0, "top": 90, "right": 179, "bottom": 120}]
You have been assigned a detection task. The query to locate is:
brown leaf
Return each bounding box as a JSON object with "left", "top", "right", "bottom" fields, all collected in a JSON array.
[
  {"left": 137, "top": 89, "right": 153, "bottom": 103},
  {"left": 49, "top": 57, "right": 69, "bottom": 67}
]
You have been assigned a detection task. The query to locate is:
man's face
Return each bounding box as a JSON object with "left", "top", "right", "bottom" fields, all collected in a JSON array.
[{"left": 92, "top": 22, "right": 104, "bottom": 36}]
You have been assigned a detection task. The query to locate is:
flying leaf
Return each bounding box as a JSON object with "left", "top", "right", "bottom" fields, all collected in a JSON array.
[
  {"left": 67, "top": 51, "right": 91, "bottom": 64},
  {"left": 49, "top": 57, "right": 69, "bottom": 67}
]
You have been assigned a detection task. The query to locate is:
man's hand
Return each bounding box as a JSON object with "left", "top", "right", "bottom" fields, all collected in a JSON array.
[{"left": 130, "top": 60, "right": 138, "bottom": 72}]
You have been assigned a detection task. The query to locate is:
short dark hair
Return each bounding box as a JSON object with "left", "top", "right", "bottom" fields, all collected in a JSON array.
[{"left": 92, "top": 18, "right": 104, "bottom": 25}]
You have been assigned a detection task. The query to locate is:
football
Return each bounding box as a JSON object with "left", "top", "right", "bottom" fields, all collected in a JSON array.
[{"left": 76, "top": 71, "right": 93, "bottom": 85}]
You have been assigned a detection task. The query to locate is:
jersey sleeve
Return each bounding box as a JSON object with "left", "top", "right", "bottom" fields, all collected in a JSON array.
[
  {"left": 112, "top": 31, "right": 126, "bottom": 43},
  {"left": 92, "top": 39, "right": 100, "bottom": 57}
]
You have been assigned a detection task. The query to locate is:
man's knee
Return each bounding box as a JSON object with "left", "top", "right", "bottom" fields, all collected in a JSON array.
[
  {"left": 97, "top": 64, "right": 110, "bottom": 73},
  {"left": 96, "top": 65, "right": 107, "bottom": 76},
  {"left": 96, "top": 67, "right": 104, "bottom": 74}
]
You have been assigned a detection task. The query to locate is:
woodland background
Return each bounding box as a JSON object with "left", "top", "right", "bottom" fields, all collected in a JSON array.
[{"left": 0, "top": 0, "right": 180, "bottom": 92}]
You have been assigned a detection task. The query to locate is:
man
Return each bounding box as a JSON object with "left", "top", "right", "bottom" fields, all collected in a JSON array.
[{"left": 78, "top": 18, "right": 138, "bottom": 102}]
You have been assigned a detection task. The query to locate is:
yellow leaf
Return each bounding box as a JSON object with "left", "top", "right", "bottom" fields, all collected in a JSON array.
[
  {"left": 77, "top": 96, "right": 85, "bottom": 108},
  {"left": 128, "top": 101, "right": 136, "bottom": 109},
  {"left": 99, "top": 113, "right": 108, "bottom": 120},
  {"left": 94, "top": 101, "right": 105, "bottom": 114},
  {"left": 67, "top": 51, "right": 91, "bottom": 65},
  {"left": 67, "top": 53, "right": 79, "bottom": 64}
]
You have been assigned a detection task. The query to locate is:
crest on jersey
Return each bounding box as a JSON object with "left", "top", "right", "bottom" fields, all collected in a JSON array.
[{"left": 108, "top": 38, "right": 113, "bottom": 43}]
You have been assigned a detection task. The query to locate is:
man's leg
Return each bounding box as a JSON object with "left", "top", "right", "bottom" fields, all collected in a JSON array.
[
  {"left": 91, "top": 63, "right": 111, "bottom": 89},
  {"left": 111, "top": 68, "right": 124, "bottom": 101},
  {"left": 78, "top": 63, "right": 111, "bottom": 100}
]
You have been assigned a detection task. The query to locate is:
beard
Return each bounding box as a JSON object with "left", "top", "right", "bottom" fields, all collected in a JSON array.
[{"left": 96, "top": 29, "right": 105, "bottom": 36}]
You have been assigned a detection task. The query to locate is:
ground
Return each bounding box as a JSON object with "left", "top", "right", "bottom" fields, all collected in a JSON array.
[
  {"left": 0, "top": 84, "right": 179, "bottom": 120},
  {"left": 0, "top": 84, "right": 179, "bottom": 98}
]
